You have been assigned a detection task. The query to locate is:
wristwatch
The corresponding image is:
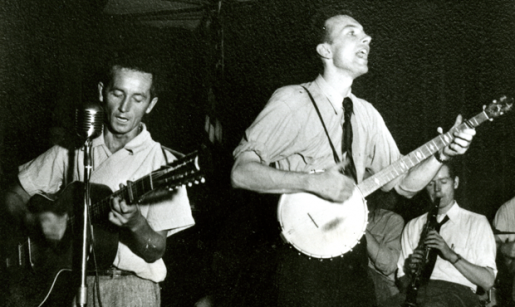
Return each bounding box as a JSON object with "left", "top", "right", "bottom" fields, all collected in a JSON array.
[
  {"left": 435, "top": 151, "right": 452, "bottom": 163},
  {"left": 451, "top": 253, "right": 462, "bottom": 265}
]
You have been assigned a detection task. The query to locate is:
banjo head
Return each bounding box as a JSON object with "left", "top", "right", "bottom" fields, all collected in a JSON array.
[{"left": 278, "top": 188, "right": 368, "bottom": 259}]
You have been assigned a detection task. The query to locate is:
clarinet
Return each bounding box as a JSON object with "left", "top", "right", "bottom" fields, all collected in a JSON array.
[{"left": 403, "top": 197, "right": 441, "bottom": 307}]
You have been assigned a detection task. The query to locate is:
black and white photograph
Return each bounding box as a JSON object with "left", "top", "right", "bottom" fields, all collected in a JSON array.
[{"left": 1, "top": 0, "right": 515, "bottom": 306}]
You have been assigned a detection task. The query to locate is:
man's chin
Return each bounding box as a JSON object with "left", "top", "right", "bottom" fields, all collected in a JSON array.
[{"left": 353, "top": 67, "right": 368, "bottom": 79}]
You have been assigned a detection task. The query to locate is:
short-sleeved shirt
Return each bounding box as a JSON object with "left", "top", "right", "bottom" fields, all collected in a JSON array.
[
  {"left": 493, "top": 196, "right": 515, "bottom": 244},
  {"left": 233, "top": 75, "right": 417, "bottom": 196},
  {"left": 18, "top": 124, "right": 195, "bottom": 282},
  {"left": 397, "top": 201, "right": 497, "bottom": 291},
  {"left": 367, "top": 209, "right": 404, "bottom": 280}
]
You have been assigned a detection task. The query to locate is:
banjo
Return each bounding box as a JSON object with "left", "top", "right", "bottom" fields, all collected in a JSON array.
[{"left": 278, "top": 96, "right": 513, "bottom": 259}]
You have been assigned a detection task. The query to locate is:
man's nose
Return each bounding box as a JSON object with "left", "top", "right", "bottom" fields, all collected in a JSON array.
[
  {"left": 434, "top": 183, "right": 441, "bottom": 193},
  {"left": 119, "top": 99, "right": 130, "bottom": 112},
  {"left": 362, "top": 34, "right": 371, "bottom": 45}
]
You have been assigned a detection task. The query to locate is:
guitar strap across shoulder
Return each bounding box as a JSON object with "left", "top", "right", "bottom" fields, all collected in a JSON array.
[{"left": 301, "top": 85, "right": 341, "bottom": 164}]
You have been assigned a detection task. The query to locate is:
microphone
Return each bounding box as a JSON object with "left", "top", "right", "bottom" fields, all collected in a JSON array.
[{"left": 76, "top": 103, "right": 104, "bottom": 140}]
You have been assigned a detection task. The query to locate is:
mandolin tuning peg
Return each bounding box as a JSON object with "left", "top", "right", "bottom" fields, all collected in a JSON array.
[
  {"left": 188, "top": 182, "right": 192, "bottom": 187},
  {"left": 194, "top": 180, "right": 199, "bottom": 184},
  {"left": 489, "top": 118, "right": 494, "bottom": 122},
  {"left": 201, "top": 177, "right": 205, "bottom": 183},
  {"left": 483, "top": 105, "right": 486, "bottom": 110}
]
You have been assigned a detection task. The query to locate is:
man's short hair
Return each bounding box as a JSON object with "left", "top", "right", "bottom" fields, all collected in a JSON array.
[
  {"left": 310, "top": 5, "right": 355, "bottom": 46},
  {"left": 442, "top": 160, "right": 457, "bottom": 179},
  {"left": 102, "top": 50, "right": 162, "bottom": 99}
]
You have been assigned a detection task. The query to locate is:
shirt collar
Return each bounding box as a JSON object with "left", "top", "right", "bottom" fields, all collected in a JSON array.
[
  {"left": 438, "top": 200, "right": 460, "bottom": 223},
  {"left": 87, "top": 123, "right": 151, "bottom": 154},
  {"left": 314, "top": 75, "right": 351, "bottom": 111},
  {"left": 122, "top": 123, "right": 151, "bottom": 154}
]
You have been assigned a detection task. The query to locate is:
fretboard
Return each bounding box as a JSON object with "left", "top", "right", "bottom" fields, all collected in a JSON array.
[
  {"left": 68, "top": 150, "right": 202, "bottom": 227},
  {"left": 357, "top": 111, "right": 489, "bottom": 197}
]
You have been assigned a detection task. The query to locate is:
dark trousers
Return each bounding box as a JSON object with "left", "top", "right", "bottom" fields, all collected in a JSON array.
[
  {"left": 277, "top": 238, "right": 375, "bottom": 307},
  {"left": 381, "top": 280, "right": 480, "bottom": 307}
]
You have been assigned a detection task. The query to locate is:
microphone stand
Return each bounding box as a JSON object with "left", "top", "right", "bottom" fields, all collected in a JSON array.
[{"left": 78, "top": 137, "right": 93, "bottom": 306}]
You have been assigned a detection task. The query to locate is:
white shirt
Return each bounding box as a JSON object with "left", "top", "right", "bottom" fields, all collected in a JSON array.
[{"left": 397, "top": 201, "right": 497, "bottom": 291}]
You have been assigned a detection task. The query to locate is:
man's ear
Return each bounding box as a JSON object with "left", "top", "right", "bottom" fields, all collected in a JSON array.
[
  {"left": 98, "top": 82, "right": 104, "bottom": 102},
  {"left": 145, "top": 97, "right": 158, "bottom": 114},
  {"left": 454, "top": 176, "right": 459, "bottom": 189},
  {"left": 316, "top": 43, "right": 331, "bottom": 59}
]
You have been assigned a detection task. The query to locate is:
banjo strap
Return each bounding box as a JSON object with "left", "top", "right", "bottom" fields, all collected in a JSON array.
[{"left": 301, "top": 85, "right": 341, "bottom": 164}]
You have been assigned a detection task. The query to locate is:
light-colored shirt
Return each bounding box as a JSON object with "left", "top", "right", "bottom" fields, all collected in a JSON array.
[
  {"left": 367, "top": 209, "right": 404, "bottom": 279},
  {"left": 233, "top": 75, "right": 417, "bottom": 196},
  {"left": 397, "top": 201, "right": 497, "bottom": 291},
  {"left": 493, "top": 196, "right": 515, "bottom": 244},
  {"left": 18, "top": 124, "right": 194, "bottom": 282}
]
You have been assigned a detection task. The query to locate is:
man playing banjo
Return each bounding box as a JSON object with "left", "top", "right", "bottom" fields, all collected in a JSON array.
[{"left": 231, "top": 5, "right": 475, "bottom": 307}]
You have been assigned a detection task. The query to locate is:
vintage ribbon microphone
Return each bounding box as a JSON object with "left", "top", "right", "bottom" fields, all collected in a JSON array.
[{"left": 75, "top": 103, "right": 104, "bottom": 307}]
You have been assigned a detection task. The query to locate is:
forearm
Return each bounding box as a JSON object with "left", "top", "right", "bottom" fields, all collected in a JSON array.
[
  {"left": 500, "top": 242, "right": 515, "bottom": 258},
  {"left": 122, "top": 213, "right": 167, "bottom": 263},
  {"left": 450, "top": 253, "right": 495, "bottom": 290},
  {"left": 399, "top": 156, "right": 443, "bottom": 194},
  {"left": 231, "top": 159, "right": 311, "bottom": 194},
  {"left": 498, "top": 242, "right": 515, "bottom": 274},
  {"left": 3, "top": 184, "right": 33, "bottom": 227}
]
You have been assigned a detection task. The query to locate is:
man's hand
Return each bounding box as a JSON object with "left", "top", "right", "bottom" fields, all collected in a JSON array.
[
  {"left": 108, "top": 185, "right": 144, "bottom": 231},
  {"left": 39, "top": 212, "right": 68, "bottom": 242},
  {"left": 424, "top": 230, "right": 457, "bottom": 261},
  {"left": 439, "top": 115, "right": 476, "bottom": 160},
  {"left": 309, "top": 161, "right": 355, "bottom": 203},
  {"left": 405, "top": 248, "right": 426, "bottom": 276}
]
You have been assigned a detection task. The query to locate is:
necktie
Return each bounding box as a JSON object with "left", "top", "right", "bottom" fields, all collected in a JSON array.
[
  {"left": 421, "top": 215, "right": 450, "bottom": 281},
  {"left": 342, "top": 97, "right": 357, "bottom": 182}
]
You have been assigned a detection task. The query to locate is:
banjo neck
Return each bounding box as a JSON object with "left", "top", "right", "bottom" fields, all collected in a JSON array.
[
  {"left": 357, "top": 111, "right": 490, "bottom": 197},
  {"left": 278, "top": 96, "right": 512, "bottom": 259}
]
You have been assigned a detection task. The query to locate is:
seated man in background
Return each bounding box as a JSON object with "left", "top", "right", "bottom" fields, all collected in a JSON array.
[
  {"left": 366, "top": 190, "right": 404, "bottom": 305},
  {"left": 3, "top": 52, "right": 195, "bottom": 307},
  {"left": 494, "top": 195, "right": 515, "bottom": 306},
  {"left": 383, "top": 162, "right": 497, "bottom": 307}
]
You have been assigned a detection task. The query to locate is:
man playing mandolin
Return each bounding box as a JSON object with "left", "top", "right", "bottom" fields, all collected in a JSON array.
[
  {"left": 3, "top": 51, "right": 194, "bottom": 306},
  {"left": 231, "top": 5, "right": 476, "bottom": 307}
]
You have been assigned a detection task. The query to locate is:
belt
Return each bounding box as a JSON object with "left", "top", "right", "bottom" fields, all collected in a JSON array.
[{"left": 88, "top": 267, "right": 135, "bottom": 278}]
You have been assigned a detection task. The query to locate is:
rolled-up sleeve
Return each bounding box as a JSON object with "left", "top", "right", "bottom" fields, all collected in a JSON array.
[
  {"left": 18, "top": 145, "right": 67, "bottom": 196},
  {"left": 233, "top": 88, "right": 302, "bottom": 165}
]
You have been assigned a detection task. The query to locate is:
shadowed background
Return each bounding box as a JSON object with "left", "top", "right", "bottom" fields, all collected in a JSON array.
[{"left": 1, "top": 0, "right": 515, "bottom": 305}]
